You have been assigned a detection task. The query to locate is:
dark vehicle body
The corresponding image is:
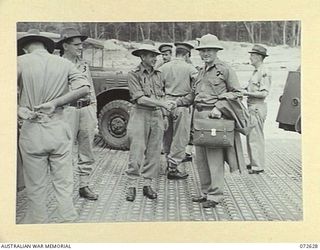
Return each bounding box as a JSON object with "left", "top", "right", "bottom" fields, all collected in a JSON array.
[
  {"left": 17, "top": 31, "right": 132, "bottom": 150},
  {"left": 82, "top": 40, "right": 131, "bottom": 150},
  {"left": 276, "top": 67, "right": 301, "bottom": 133}
]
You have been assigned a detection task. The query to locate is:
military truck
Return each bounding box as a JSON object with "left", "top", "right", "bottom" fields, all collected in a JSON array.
[
  {"left": 18, "top": 31, "right": 132, "bottom": 150},
  {"left": 81, "top": 39, "right": 131, "bottom": 150},
  {"left": 276, "top": 67, "right": 301, "bottom": 133}
]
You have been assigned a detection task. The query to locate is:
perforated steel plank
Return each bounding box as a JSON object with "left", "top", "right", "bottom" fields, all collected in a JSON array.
[{"left": 16, "top": 137, "right": 302, "bottom": 223}]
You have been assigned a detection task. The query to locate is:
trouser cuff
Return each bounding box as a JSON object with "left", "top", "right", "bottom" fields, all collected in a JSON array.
[
  {"left": 251, "top": 166, "right": 264, "bottom": 171},
  {"left": 143, "top": 177, "right": 152, "bottom": 186},
  {"left": 127, "top": 177, "right": 138, "bottom": 188}
]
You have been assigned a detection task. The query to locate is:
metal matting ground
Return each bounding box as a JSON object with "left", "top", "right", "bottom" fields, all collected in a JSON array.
[{"left": 16, "top": 137, "right": 302, "bottom": 223}]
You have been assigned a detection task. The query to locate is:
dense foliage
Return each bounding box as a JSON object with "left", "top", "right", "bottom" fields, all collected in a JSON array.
[{"left": 17, "top": 21, "right": 301, "bottom": 46}]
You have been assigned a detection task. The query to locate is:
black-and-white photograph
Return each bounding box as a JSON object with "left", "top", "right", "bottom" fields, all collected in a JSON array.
[{"left": 16, "top": 21, "right": 301, "bottom": 224}]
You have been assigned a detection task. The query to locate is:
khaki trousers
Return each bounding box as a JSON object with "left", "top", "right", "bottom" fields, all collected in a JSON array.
[
  {"left": 163, "top": 106, "right": 192, "bottom": 166},
  {"left": 19, "top": 118, "right": 77, "bottom": 224},
  {"left": 64, "top": 105, "right": 97, "bottom": 188},
  {"left": 247, "top": 102, "right": 267, "bottom": 171},
  {"left": 194, "top": 109, "right": 225, "bottom": 203},
  {"left": 126, "top": 107, "right": 164, "bottom": 185}
]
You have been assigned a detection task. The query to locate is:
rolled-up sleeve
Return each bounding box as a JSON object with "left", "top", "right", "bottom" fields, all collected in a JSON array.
[
  {"left": 68, "top": 62, "right": 90, "bottom": 90},
  {"left": 189, "top": 65, "right": 198, "bottom": 81},
  {"left": 225, "top": 67, "right": 241, "bottom": 92},
  {"left": 128, "top": 71, "right": 144, "bottom": 102},
  {"left": 259, "top": 68, "right": 271, "bottom": 92}
]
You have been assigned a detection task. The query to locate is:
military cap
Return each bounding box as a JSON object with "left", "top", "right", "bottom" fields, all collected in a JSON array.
[
  {"left": 174, "top": 42, "right": 194, "bottom": 52},
  {"left": 249, "top": 44, "right": 268, "bottom": 57},
  {"left": 196, "top": 34, "right": 223, "bottom": 50},
  {"left": 56, "top": 27, "right": 88, "bottom": 49},
  {"left": 158, "top": 43, "right": 173, "bottom": 53},
  {"left": 17, "top": 29, "right": 55, "bottom": 56}
]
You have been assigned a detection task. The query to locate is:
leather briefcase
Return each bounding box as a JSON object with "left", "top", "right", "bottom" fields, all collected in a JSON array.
[{"left": 193, "top": 118, "right": 235, "bottom": 148}]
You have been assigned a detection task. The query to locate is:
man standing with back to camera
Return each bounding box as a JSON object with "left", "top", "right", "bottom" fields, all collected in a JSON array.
[
  {"left": 159, "top": 42, "right": 198, "bottom": 180},
  {"left": 17, "top": 29, "right": 90, "bottom": 223},
  {"left": 56, "top": 27, "right": 99, "bottom": 200}
]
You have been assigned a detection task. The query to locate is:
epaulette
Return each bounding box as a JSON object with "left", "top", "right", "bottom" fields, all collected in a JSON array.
[
  {"left": 259, "top": 65, "right": 269, "bottom": 78},
  {"left": 77, "top": 58, "right": 89, "bottom": 64},
  {"left": 215, "top": 59, "right": 228, "bottom": 68},
  {"left": 131, "top": 66, "right": 141, "bottom": 73}
]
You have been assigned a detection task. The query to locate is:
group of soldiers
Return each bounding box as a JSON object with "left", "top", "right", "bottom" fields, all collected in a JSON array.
[
  {"left": 17, "top": 27, "right": 271, "bottom": 224},
  {"left": 125, "top": 34, "right": 271, "bottom": 206}
]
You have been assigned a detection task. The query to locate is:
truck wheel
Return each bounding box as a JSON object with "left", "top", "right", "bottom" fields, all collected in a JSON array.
[{"left": 98, "top": 100, "right": 132, "bottom": 150}]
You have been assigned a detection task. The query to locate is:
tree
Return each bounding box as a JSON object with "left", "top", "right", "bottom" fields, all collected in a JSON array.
[
  {"left": 270, "top": 21, "right": 274, "bottom": 45},
  {"left": 139, "top": 23, "right": 145, "bottom": 40},
  {"left": 283, "top": 21, "right": 287, "bottom": 45},
  {"left": 16, "top": 21, "right": 301, "bottom": 47},
  {"left": 243, "top": 22, "right": 255, "bottom": 43}
]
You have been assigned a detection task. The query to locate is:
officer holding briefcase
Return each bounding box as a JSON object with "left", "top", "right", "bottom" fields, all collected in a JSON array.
[{"left": 176, "top": 34, "right": 246, "bottom": 208}]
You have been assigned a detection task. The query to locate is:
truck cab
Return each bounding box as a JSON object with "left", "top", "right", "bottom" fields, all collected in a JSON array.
[
  {"left": 17, "top": 31, "right": 132, "bottom": 150},
  {"left": 276, "top": 67, "right": 301, "bottom": 133},
  {"left": 82, "top": 38, "right": 131, "bottom": 150}
]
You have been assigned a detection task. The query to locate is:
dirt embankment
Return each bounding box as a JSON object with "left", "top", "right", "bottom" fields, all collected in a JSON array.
[
  {"left": 101, "top": 39, "right": 301, "bottom": 140},
  {"left": 101, "top": 39, "right": 300, "bottom": 72}
]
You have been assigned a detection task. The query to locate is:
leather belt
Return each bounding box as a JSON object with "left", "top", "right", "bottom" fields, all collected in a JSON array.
[{"left": 70, "top": 99, "right": 91, "bottom": 109}]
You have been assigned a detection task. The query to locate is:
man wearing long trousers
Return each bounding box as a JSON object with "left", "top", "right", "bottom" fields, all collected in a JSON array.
[
  {"left": 125, "top": 42, "right": 176, "bottom": 202},
  {"left": 178, "top": 34, "right": 245, "bottom": 208},
  {"left": 159, "top": 42, "right": 198, "bottom": 179},
  {"left": 17, "top": 29, "right": 90, "bottom": 223},
  {"left": 242, "top": 45, "right": 271, "bottom": 174},
  {"left": 56, "top": 28, "right": 98, "bottom": 200}
]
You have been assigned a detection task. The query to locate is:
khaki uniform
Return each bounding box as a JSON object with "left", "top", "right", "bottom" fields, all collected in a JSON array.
[
  {"left": 246, "top": 64, "right": 271, "bottom": 171},
  {"left": 159, "top": 58, "right": 198, "bottom": 166},
  {"left": 193, "top": 58, "right": 242, "bottom": 203},
  {"left": 64, "top": 57, "right": 97, "bottom": 188},
  {"left": 155, "top": 59, "right": 165, "bottom": 69},
  {"left": 126, "top": 63, "right": 165, "bottom": 184},
  {"left": 18, "top": 49, "right": 89, "bottom": 223}
]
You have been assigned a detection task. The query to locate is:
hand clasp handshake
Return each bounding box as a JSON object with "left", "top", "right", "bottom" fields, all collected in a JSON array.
[{"left": 162, "top": 100, "right": 177, "bottom": 111}]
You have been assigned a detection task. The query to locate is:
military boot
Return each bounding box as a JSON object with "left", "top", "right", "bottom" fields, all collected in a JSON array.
[{"left": 79, "top": 186, "right": 98, "bottom": 200}]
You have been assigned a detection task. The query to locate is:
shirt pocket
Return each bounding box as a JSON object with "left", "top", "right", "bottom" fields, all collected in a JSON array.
[
  {"left": 210, "top": 74, "right": 227, "bottom": 95},
  {"left": 211, "top": 73, "right": 225, "bottom": 86},
  {"left": 152, "top": 75, "right": 165, "bottom": 97},
  {"left": 253, "top": 81, "right": 261, "bottom": 88},
  {"left": 140, "top": 75, "right": 152, "bottom": 97}
]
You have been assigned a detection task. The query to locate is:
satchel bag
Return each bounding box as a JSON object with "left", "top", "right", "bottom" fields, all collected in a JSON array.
[{"left": 193, "top": 118, "right": 235, "bottom": 148}]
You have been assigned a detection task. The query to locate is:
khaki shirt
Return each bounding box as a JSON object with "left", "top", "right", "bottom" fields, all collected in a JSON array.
[
  {"left": 18, "top": 49, "right": 89, "bottom": 110},
  {"left": 247, "top": 63, "right": 271, "bottom": 104},
  {"left": 128, "top": 63, "right": 165, "bottom": 103},
  {"left": 194, "top": 58, "right": 241, "bottom": 105},
  {"left": 159, "top": 58, "right": 198, "bottom": 96},
  {"left": 66, "top": 56, "right": 97, "bottom": 104}
]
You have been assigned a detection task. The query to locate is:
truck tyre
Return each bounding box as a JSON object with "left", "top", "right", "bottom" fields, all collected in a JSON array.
[{"left": 98, "top": 100, "right": 132, "bottom": 150}]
